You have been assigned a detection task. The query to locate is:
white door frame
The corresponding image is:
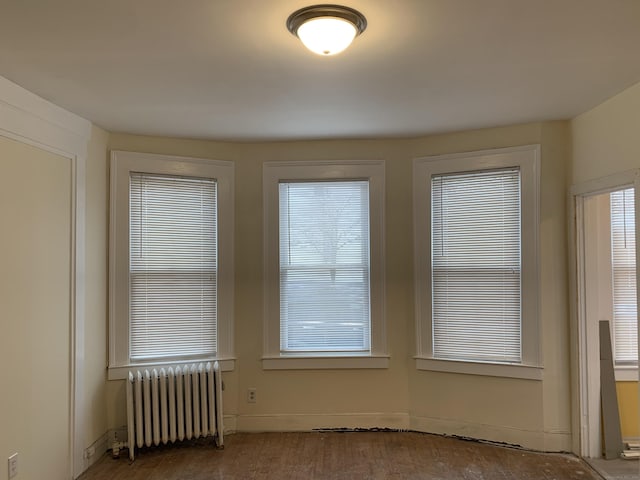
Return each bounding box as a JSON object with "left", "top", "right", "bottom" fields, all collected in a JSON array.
[
  {"left": 569, "top": 169, "right": 640, "bottom": 457},
  {"left": 0, "top": 76, "right": 91, "bottom": 478}
]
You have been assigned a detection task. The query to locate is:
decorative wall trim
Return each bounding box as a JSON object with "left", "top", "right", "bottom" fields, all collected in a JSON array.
[{"left": 0, "top": 75, "right": 91, "bottom": 479}]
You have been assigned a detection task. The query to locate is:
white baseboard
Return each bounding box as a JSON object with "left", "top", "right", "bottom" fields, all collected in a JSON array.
[
  {"left": 228, "top": 413, "right": 572, "bottom": 452},
  {"left": 410, "top": 415, "right": 571, "bottom": 452},
  {"left": 223, "top": 414, "right": 238, "bottom": 434},
  {"left": 543, "top": 430, "right": 572, "bottom": 452},
  {"left": 234, "top": 413, "right": 410, "bottom": 432},
  {"left": 112, "top": 414, "right": 573, "bottom": 454},
  {"left": 82, "top": 432, "right": 109, "bottom": 471}
]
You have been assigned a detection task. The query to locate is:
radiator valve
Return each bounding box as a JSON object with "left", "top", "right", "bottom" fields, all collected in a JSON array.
[{"left": 111, "top": 441, "right": 127, "bottom": 459}]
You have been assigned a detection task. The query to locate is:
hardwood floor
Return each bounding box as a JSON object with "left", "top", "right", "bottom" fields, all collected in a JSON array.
[{"left": 79, "top": 431, "right": 602, "bottom": 480}]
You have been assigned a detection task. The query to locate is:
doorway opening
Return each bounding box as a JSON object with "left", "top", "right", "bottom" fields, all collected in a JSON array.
[{"left": 572, "top": 172, "right": 639, "bottom": 460}]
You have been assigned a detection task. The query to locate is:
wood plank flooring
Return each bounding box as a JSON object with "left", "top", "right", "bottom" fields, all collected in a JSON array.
[{"left": 79, "top": 431, "right": 603, "bottom": 480}]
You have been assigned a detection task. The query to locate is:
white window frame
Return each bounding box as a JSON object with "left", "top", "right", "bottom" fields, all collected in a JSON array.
[
  {"left": 413, "top": 145, "right": 542, "bottom": 380},
  {"left": 263, "top": 160, "right": 388, "bottom": 370},
  {"left": 108, "top": 150, "right": 235, "bottom": 380}
]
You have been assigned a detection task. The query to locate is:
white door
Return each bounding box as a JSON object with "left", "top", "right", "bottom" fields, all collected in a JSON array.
[{"left": 0, "top": 135, "right": 72, "bottom": 479}]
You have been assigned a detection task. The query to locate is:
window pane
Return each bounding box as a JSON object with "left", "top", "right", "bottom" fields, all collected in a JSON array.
[
  {"left": 279, "top": 181, "right": 370, "bottom": 352},
  {"left": 610, "top": 188, "right": 638, "bottom": 365},
  {"left": 431, "top": 168, "right": 522, "bottom": 363},
  {"left": 129, "top": 173, "right": 217, "bottom": 361}
]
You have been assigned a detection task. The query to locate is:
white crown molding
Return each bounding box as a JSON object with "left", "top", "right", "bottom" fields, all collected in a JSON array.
[{"left": 0, "top": 75, "right": 91, "bottom": 157}]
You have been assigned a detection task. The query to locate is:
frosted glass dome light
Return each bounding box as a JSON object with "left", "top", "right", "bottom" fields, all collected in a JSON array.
[
  {"left": 297, "top": 17, "right": 357, "bottom": 56},
  {"left": 287, "top": 5, "right": 367, "bottom": 56}
]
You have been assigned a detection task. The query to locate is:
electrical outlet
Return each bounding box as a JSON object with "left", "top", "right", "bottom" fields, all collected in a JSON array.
[
  {"left": 247, "top": 388, "right": 257, "bottom": 403},
  {"left": 8, "top": 453, "right": 18, "bottom": 479}
]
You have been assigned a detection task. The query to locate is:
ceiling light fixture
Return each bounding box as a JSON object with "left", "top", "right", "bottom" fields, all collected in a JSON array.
[{"left": 287, "top": 4, "right": 367, "bottom": 56}]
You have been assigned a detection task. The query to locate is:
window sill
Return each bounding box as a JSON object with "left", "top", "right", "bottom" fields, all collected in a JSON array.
[
  {"left": 262, "top": 355, "right": 389, "bottom": 370},
  {"left": 615, "top": 366, "right": 638, "bottom": 382},
  {"left": 415, "top": 357, "right": 543, "bottom": 380},
  {"left": 107, "top": 357, "right": 236, "bottom": 380}
]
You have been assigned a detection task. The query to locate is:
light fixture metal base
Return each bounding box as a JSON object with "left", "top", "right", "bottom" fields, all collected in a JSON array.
[{"left": 286, "top": 4, "right": 367, "bottom": 38}]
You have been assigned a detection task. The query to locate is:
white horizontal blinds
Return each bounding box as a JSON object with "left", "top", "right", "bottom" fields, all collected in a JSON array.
[
  {"left": 431, "top": 168, "right": 522, "bottom": 363},
  {"left": 610, "top": 188, "right": 638, "bottom": 365},
  {"left": 279, "top": 180, "right": 371, "bottom": 353},
  {"left": 129, "top": 173, "right": 217, "bottom": 361}
]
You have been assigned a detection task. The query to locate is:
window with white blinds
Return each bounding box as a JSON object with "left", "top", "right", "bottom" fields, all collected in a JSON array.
[
  {"left": 109, "top": 151, "right": 234, "bottom": 379},
  {"left": 414, "top": 146, "right": 540, "bottom": 378},
  {"left": 610, "top": 188, "right": 638, "bottom": 366},
  {"left": 279, "top": 181, "right": 370, "bottom": 353},
  {"left": 431, "top": 168, "right": 522, "bottom": 363},
  {"left": 263, "top": 160, "right": 386, "bottom": 369},
  {"left": 129, "top": 173, "right": 217, "bottom": 361}
]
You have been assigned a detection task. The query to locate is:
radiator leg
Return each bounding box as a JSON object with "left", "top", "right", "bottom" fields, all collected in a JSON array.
[
  {"left": 126, "top": 372, "right": 136, "bottom": 461},
  {"left": 214, "top": 361, "right": 224, "bottom": 448}
]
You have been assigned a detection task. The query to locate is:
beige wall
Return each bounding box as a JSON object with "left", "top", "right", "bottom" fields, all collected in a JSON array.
[
  {"left": 617, "top": 382, "right": 640, "bottom": 438},
  {"left": 105, "top": 121, "right": 572, "bottom": 451},
  {"left": 408, "top": 122, "right": 571, "bottom": 451},
  {"left": 0, "top": 136, "right": 72, "bottom": 480},
  {"left": 572, "top": 81, "right": 640, "bottom": 184},
  {"left": 540, "top": 122, "right": 573, "bottom": 446},
  {"left": 571, "top": 81, "right": 640, "bottom": 442},
  {"left": 83, "top": 125, "right": 110, "bottom": 454}
]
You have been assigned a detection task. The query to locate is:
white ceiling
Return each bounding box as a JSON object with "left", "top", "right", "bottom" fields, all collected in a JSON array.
[{"left": 1, "top": 0, "right": 639, "bottom": 141}]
